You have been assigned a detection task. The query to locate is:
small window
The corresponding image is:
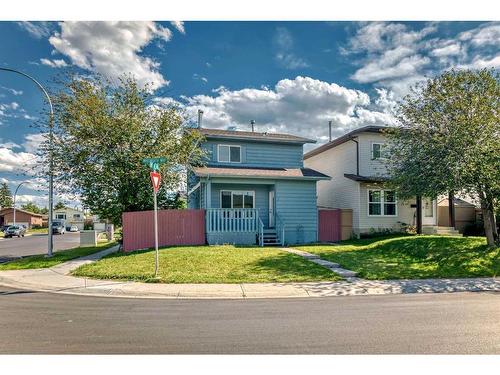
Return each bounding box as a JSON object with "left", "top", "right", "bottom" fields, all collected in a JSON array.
[
  {"left": 368, "top": 190, "right": 397, "bottom": 216},
  {"left": 220, "top": 191, "right": 254, "bottom": 209},
  {"left": 221, "top": 191, "right": 232, "bottom": 208},
  {"left": 368, "top": 190, "right": 382, "bottom": 215},
  {"left": 372, "top": 143, "right": 389, "bottom": 160},
  {"left": 218, "top": 145, "right": 241, "bottom": 163}
]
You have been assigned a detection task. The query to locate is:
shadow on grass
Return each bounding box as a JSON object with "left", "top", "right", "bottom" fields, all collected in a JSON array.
[{"left": 306, "top": 236, "right": 499, "bottom": 279}]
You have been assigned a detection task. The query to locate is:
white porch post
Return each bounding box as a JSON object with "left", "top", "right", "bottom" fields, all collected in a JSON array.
[{"left": 206, "top": 179, "right": 212, "bottom": 209}]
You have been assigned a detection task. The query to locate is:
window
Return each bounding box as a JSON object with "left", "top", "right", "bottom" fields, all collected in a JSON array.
[
  {"left": 371, "top": 143, "right": 389, "bottom": 160},
  {"left": 218, "top": 145, "right": 241, "bottom": 163},
  {"left": 368, "top": 190, "right": 397, "bottom": 216},
  {"left": 73, "top": 214, "right": 81, "bottom": 219},
  {"left": 220, "top": 191, "right": 254, "bottom": 209},
  {"left": 56, "top": 213, "right": 66, "bottom": 220}
]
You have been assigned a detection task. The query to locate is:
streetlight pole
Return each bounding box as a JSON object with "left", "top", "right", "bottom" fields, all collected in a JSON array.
[
  {"left": 12, "top": 181, "right": 27, "bottom": 226},
  {"left": 0, "top": 68, "right": 54, "bottom": 256}
]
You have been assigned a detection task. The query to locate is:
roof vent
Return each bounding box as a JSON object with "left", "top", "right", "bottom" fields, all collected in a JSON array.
[
  {"left": 250, "top": 120, "right": 255, "bottom": 132},
  {"left": 227, "top": 126, "right": 237, "bottom": 131}
]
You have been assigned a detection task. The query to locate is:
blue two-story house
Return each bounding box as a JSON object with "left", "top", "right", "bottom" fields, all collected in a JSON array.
[{"left": 187, "top": 127, "right": 330, "bottom": 246}]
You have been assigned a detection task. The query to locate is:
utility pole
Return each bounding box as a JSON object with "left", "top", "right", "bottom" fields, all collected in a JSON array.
[{"left": 0, "top": 68, "right": 55, "bottom": 256}]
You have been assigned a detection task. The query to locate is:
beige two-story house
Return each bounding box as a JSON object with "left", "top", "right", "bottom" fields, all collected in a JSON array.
[{"left": 304, "top": 125, "right": 452, "bottom": 236}]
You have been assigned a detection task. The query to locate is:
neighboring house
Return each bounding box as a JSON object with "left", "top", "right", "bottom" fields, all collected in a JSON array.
[
  {"left": 304, "top": 125, "right": 461, "bottom": 236},
  {"left": 0, "top": 207, "right": 43, "bottom": 229},
  {"left": 188, "top": 127, "right": 330, "bottom": 245},
  {"left": 437, "top": 198, "right": 479, "bottom": 233},
  {"left": 53, "top": 207, "right": 86, "bottom": 230}
]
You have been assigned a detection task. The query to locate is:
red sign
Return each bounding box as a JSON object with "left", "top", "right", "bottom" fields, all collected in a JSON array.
[{"left": 150, "top": 171, "right": 161, "bottom": 193}]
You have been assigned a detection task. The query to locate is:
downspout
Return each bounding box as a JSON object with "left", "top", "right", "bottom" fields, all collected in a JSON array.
[{"left": 350, "top": 137, "right": 360, "bottom": 175}]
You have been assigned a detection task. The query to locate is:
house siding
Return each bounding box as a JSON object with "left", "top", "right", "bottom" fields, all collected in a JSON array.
[
  {"left": 304, "top": 140, "right": 360, "bottom": 231},
  {"left": 202, "top": 140, "right": 303, "bottom": 169},
  {"left": 275, "top": 180, "right": 318, "bottom": 244},
  {"left": 357, "top": 133, "right": 390, "bottom": 177},
  {"left": 358, "top": 183, "right": 416, "bottom": 233}
]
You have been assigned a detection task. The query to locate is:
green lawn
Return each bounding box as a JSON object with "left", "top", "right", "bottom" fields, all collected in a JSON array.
[
  {"left": 0, "top": 241, "right": 116, "bottom": 270},
  {"left": 72, "top": 245, "right": 341, "bottom": 283},
  {"left": 297, "top": 235, "right": 499, "bottom": 280}
]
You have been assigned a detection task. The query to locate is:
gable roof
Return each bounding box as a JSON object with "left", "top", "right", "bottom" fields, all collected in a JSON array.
[
  {"left": 196, "top": 128, "right": 316, "bottom": 144},
  {"left": 304, "top": 125, "right": 390, "bottom": 159},
  {"left": 193, "top": 165, "right": 330, "bottom": 180},
  {"left": 0, "top": 207, "right": 44, "bottom": 218}
]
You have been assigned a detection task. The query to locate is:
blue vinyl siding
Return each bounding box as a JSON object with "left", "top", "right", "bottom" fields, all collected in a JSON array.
[
  {"left": 202, "top": 140, "right": 303, "bottom": 168},
  {"left": 275, "top": 180, "right": 318, "bottom": 244},
  {"left": 210, "top": 183, "right": 271, "bottom": 228}
]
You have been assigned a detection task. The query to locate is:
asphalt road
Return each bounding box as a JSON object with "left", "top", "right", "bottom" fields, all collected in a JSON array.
[
  {"left": 0, "top": 288, "right": 498, "bottom": 354},
  {"left": 0, "top": 232, "right": 80, "bottom": 260}
]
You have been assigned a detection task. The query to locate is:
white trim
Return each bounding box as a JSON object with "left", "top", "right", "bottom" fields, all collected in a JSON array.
[
  {"left": 371, "top": 142, "right": 388, "bottom": 160},
  {"left": 220, "top": 190, "right": 255, "bottom": 209},
  {"left": 187, "top": 182, "right": 201, "bottom": 196},
  {"left": 217, "top": 144, "right": 242, "bottom": 163},
  {"left": 367, "top": 189, "right": 398, "bottom": 217}
]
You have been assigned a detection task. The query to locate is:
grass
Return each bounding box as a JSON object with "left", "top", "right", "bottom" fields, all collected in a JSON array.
[
  {"left": 297, "top": 235, "right": 500, "bottom": 280},
  {"left": 0, "top": 241, "right": 116, "bottom": 270},
  {"left": 72, "top": 245, "right": 342, "bottom": 283},
  {"left": 28, "top": 227, "right": 48, "bottom": 234}
]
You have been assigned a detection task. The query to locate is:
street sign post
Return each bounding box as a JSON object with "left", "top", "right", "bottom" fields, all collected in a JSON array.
[{"left": 143, "top": 157, "right": 167, "bottom": 278}]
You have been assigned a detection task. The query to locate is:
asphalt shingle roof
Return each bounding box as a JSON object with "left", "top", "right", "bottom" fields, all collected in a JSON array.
[
  {"left": 196, "top": 128, "right": 316, "bottom": 144},
  {"left": 193, "top": 166, "right": 330, "bottom": 180}
]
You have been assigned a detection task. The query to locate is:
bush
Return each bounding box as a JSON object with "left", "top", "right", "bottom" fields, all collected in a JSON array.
[
  {"left": 360, "top": 227, "right": 398, "bottom": 239},
  {"left": 463, "top": 222, "right": 485, "bottom": 237}
]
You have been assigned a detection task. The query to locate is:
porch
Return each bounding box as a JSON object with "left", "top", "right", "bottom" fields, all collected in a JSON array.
[{"left": 193, "top": 181, "right": 285, "bottom": 246}]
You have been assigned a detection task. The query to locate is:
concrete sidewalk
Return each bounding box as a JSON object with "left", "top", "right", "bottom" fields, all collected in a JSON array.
[{"left": 0, "top": 245, "right": 499, "bottom": 299}]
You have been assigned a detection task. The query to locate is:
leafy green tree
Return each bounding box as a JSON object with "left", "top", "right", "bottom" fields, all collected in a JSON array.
[
  {"left": 21, "top": 202, "right": 42, "bottom": 214},
  {"left": 44, "top": 74, "right": 205, "bottom": 225},
  {"left": 0, "top": 183, "right": 13, "bottom": 209},
  {"left": 386, "top": 68, "right": 499, "bottom": 247}
]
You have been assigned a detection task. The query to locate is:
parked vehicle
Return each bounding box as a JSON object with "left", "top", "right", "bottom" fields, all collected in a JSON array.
[
  {"left": 4, "top": 225, "right": 27, "bottom": 238},
  {"left": 69, "top": 224, "right": 79, "bottom": 232},
  {"left": 52, "top": 221, "right": 66, "bottom": 235},
  {"left": 1, "top": 224, "right": 10, "bottom": 232}
]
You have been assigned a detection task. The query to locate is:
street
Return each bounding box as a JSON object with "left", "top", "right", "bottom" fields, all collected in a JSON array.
[
  {"left": 0, "top": 232, "right": 80, "bottom": 260},
  {"left": 0, "top": 288, "right": 498, "bottom": 354}
]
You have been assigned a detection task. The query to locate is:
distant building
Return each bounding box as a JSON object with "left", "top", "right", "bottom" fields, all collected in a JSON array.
[
  {"left": 0, "top": 208, "right": 44, "bottom": 228},
  {"left": 53, "top": 207, "right": 86, "bottom": 230}
]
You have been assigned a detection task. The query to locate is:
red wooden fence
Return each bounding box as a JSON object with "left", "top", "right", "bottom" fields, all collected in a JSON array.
[
  {"left": 122, "top": 209, "right": 206, "bottom": 252},
  {"left": 318, "top": 209, "right": 342, "bottom": 242}
]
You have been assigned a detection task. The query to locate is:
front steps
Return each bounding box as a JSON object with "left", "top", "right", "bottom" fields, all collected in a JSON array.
[
  {"left": 422, "top": 226, "right": 462, "bottom": 236},
  {"left": 262, "top": 228, "right": 281, "bottom": 246}
]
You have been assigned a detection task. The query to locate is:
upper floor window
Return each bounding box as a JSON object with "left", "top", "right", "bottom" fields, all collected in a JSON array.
[
  {"left": 371, "top": 143, "right": 389, "bottom": 160},
  {"left": 56, "top": 213, "right": 66, "bottom": 220},
  {"left": 218, "top": 144, "right": 241, "bottom": 163},
  {"left": 368, "top": 189, "right": 397, "bottom": 216}
]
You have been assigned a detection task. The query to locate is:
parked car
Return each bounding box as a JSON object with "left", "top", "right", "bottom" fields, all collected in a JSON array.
[
  {"left": 52, "top": 221, "right": 66, "bottom": 235},
  {"left": 4, "top": 225, "right": 27, "bottom": 238},
  {"left": 1, "top": 224, "right": 11, "bottom": 232},
  {"left": 69, "top": 224, "right": 79, "bottom": 232}
]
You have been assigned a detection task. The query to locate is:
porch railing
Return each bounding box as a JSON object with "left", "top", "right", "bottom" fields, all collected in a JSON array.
[
  {"left": 258, "top": 217, "right": 264, "bottom": 247},
  {"left": 206, "top": 208, "right": 259, "bottom": 233}
]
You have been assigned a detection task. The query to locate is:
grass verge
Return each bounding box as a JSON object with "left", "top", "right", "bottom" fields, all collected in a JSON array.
[
  {"left": 0, "top": 241, "right": 116, "bottom": 270},
  {"left": 297, "top": 235, "right": 499, "bottom": 279},
  {"left": 72, "top": 245, "right": 341, "bottom": 283}
]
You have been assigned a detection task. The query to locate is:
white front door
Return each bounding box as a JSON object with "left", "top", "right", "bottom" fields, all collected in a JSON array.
[
  {"left": 422, "top": 198, "right": 437, "bottom": 225},
  {"left": 268, "top": 190, "right": 275, "bottom": 228}
]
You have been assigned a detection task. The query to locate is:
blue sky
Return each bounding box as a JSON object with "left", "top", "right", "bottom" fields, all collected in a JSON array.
[{"left": 0, "top": 21, "right": 498, "bottom": 206}]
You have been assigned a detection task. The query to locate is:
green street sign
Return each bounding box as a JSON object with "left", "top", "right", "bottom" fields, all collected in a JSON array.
[{"left": 142, "top": 157, "right": 167, "bottom": 171}]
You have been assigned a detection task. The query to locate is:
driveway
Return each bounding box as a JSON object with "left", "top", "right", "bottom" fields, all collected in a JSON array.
[
  {"left": 0, "top": 232, "right": 80, "bottom": 260},
  {"left": 0, "top": 288, "right": 498, "bottom": 354}
]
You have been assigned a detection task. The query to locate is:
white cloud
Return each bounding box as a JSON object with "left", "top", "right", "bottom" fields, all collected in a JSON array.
[
  {"left": 170, "top": 21, "right": 185, "bottom": 34},
  {"left": 459, "top": 22, "right": 500, "bottom": 47},
  {"left": 193, "top": 73, "right": 208, "bottom": 83},
  {"left": 40, "top": 58, "right": 68, "bottom": 68},
  {"left": 346, "top": 21, "right": 500, "bottom": 98},
  {"left": 158, "top": 76, "right": 396, "bottom": 144},
  {"left": 22, "top": 133, "right": 46, "bottom": 154},
  {"left": 49, "top": 21, "right": 174, "bottom": 89},
  {"left": 17, "top": 21, "right": 53, "bottom": 39},
  {"left": 0, "top": 86, "right": 23, "bottom": 96},
  {"left": 273, "top": 27, "right": 309, "bottom": 70},
  {"left": 0, "top": 147, "right": 37, "bottom": 173}
]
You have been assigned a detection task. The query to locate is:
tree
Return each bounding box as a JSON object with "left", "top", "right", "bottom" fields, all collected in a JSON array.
[
  {"left": 21, "top": 202, "right": 42, "bottom": 214},
  {"left": 44, "top": 75, "right": 205, "bottom": 225},
  {"left": 54, "top": 202, "right": 66, "bottom": 210},
  {"left": 0, "top": 183, "right": 13, "bottom": 209},
  {"left": 386, "top": 68, "right": 500, "bottom": 247}
]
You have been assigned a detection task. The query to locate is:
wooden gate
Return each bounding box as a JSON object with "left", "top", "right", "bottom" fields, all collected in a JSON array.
[{"left": 318, "top": 208, "right": 352, "bottom": 242}]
